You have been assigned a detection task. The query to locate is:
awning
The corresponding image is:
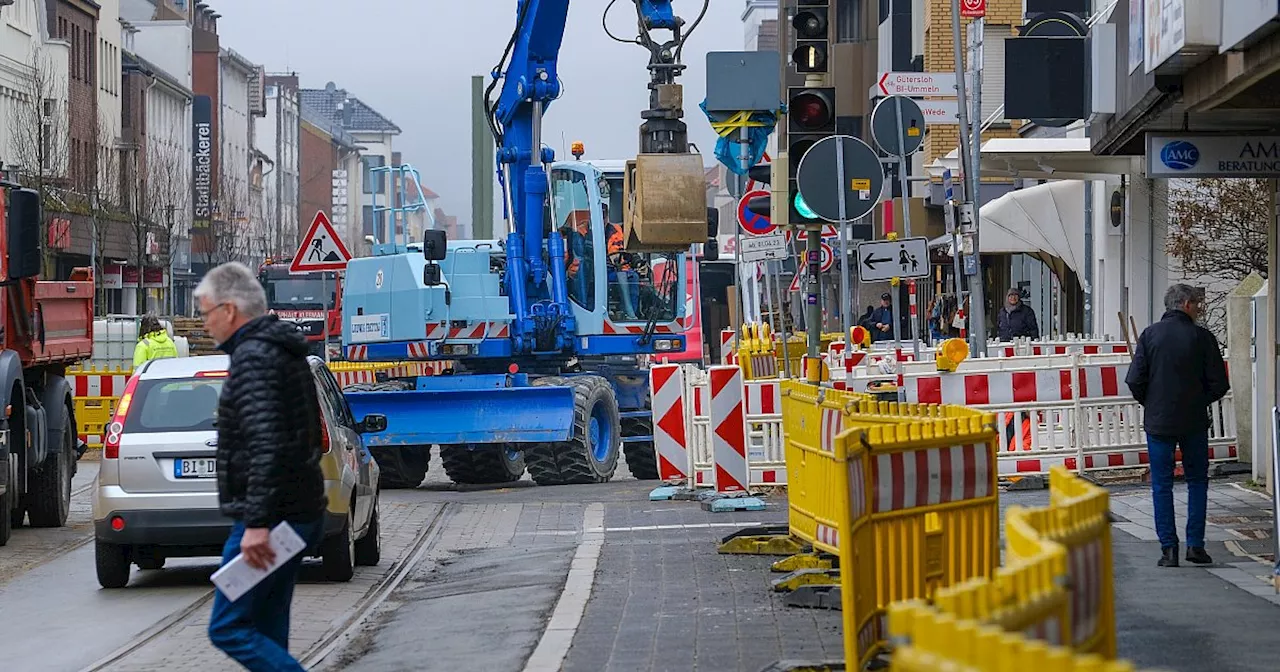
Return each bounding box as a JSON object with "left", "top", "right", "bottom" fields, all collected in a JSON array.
[
  {"left": 927, "top": 181, "right": 1086, "bottom": 288},
  {"left": 926, "top": 137, "right": 1139, "bottom": 180}
]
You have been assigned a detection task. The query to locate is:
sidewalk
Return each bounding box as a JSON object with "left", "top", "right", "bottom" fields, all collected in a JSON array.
[{"left": 1105, "top": 477, "right": 1280, "bottom": 672}]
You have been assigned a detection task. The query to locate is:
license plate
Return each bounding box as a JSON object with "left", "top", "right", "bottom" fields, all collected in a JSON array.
[{"left": 174, "top": 458, "right": 217, "bottom": 478}]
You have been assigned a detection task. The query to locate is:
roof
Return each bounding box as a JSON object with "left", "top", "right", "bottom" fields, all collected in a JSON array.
[
  {"left": 299, "top": 102, "right": 360, "bottom": 151},
  {"left": 299, "top": 83, "right": 401, "bottom": 134},
  {"left": 122, "top": 51, "right": 193, "bottom": 99}
]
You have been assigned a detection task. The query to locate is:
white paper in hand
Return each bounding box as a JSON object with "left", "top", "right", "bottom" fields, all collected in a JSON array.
[{"left": 210, "top": 522, "right": 308, "bottom": 602}]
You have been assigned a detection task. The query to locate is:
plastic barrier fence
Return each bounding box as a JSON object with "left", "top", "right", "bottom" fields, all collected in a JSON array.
[
  {"left": 68, "top": 361, "right": 450, "bottom": 449},
  {"left": 885, "top": 466, "right": 1136, "bottom": 669},
  {"left": 829, "top": 352, "right": 1238, "bottom": 477},
  {"left": 779, "top": 380, "right": 1001, "bottom": 667}
]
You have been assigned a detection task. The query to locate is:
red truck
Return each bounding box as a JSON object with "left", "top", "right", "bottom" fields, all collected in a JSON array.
[
  {"left": 0, "top": 181, "right": 95, "bottom": 545},
  {"left": 257, "top": 260, "right": 343, "bottom": 360}
]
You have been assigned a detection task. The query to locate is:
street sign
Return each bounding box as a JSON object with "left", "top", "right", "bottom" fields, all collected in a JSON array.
[
  {"left": 942, "top": 168, "right": 954, "bottom": 201},
  {"left": 871, "top": 95, "right": 926, "bottom": 156},
  {"left": 795, "top": 135, "right": 885, "bottom": 223},
  {"left": 857, "top": 237, "right": 930, "bottom": 282},
  {"left": 740, "top": 232, "right": 788, "bottom": 262},
  {"left": 291, "top": 210, "right": 352, "bottom": 273},
  {"left": 916, "top": 99, "right": 960, "bottom": 124},
  {"left": 960, "top": 0, "right": 986, "bottom": 19},
  {"left": 744, "top": 152, "right": 771, "bottom": 193},
  {"left": 813, "top": 241, "right": 834, "bottom": 272},
  {"left": 873, "top": 72, "right": 958, "bottom": 98},
  {"left": 737, "top": 189, "right": 775, "bottom": 236}
]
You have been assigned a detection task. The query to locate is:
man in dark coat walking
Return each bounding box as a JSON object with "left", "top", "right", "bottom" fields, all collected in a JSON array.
[
  {"left": 1125, "top": 284, "right": 1229, "bottom": 567},
  {"left": 997, "top": 287, "right": 1039, "bottom": 340},
  {"left": 195, "top": 261, "right": 328, "bottom": 670}
]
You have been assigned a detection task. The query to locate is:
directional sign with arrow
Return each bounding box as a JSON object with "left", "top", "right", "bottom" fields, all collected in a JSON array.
[{"left": 857, "top": 237, "right": 930, "bottom": 283}]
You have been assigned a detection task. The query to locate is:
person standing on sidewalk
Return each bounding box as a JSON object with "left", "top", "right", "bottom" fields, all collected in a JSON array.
[
  {"left": 997, "top": 287, "right": 1040, "bottom": 340},
  {"left": 132, "top": 314, "right": 179, "bottom": 367},
  {"left": 1125, "top": 284, "right": 1229, "bottom": 568},
  {"left": 196, "top": 262, "right": 328, "bottom": 671}
]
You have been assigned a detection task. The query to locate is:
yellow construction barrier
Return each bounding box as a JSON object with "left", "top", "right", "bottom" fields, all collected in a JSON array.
[
  {"left": 779, "top": 380, "right": 1001, "bottom": 667},
  {"left": 885, "top": 466, "right": 1136, "bottom": 669}
]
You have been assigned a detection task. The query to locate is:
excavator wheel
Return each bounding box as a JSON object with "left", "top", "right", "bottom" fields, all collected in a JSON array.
[
  {"left": 526, "top": 376, "right": 620, "bottom": 486},
  {"left": 440, "top": 444, "right": 526, "bottom": 485},
  {"left": 621, "top": 416, "right": 659, "bottom": 480},
  {"left": 371, "top": 446, "right": 429, "bottom": 490}
]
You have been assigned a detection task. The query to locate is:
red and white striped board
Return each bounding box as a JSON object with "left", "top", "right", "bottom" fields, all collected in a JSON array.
[
  {"left": 709, "top": 365, "right": 750, "bottom": 494},
  {"left": 70, "top": 372, "right": 130, "bottom": 398},
  {"left": 425, "top": 321, "right": 512, "bottom": 340},
  {"left": 720, "top": 329, "right": 737, "bottom": 365},
  {"left": 870, "top": 443, "right": 994, "bottom": 513},
  {"left": 747, "top": 352, "right": 778, "bottom": 379},
  {"left": 1068, "top": 538, "right": 1104, "bottom": 647},
  {"left": 346, "top": 345, "right": 369, "bottom": 361},
  {"left": 996, "top": 343, "right": 1129, "bottom": 357},
  {"left": 998, "top": 444, "right": 1239, "bottom": 475},
  {"left": 744, "top": 380, "right": 781, "bottom": 415},
  {"left": 906, "top": 364, "right": 1129, "bottom": 406},
  {"left": 820, "top": 406, "right": 844, "bottom": 452},
  {"left": 649, "top": 364, "right": 690, "bottom": 483}
]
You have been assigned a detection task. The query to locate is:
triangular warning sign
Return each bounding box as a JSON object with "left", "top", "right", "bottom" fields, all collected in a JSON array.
[
  {"left": 789, "top": 274, "right": 801, "bottom": 293},
  {"left": 290, "top": 211, "right": 352, "bottom": 273}
]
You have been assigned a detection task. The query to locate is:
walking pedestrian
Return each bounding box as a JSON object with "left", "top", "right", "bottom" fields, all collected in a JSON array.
[
  {"left": 132, "top": 314, "right": 179, "bottom": 367},
  {"left": 1124, "top": 284, "right": 1229, "bottom": 567},
  {"left": 196, "top": 262, "right": 327, "bottom": 671},
  {"left": 996, "top": 287, "right": 1040, "bottom": 340}
]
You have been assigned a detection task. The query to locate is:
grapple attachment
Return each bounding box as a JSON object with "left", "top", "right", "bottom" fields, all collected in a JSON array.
[{"left": 621, "top": 153, "right": 708, "bottom": 252}]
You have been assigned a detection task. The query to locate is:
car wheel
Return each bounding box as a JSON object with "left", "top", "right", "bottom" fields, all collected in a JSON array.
[
  {"left": 354, "top": 495, "right": 381, "bottom": 566},
  {"left": 95, "top": 540, "right": 131, "bottom": 588},
  {"left": 321, "top": 509, "right": 356, "bottom": 582}
]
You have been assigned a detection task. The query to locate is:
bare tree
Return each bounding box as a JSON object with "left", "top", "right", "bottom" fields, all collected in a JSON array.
[
  {"left": 203, "top": 172, "right": 254, "bottom": 268},
  {"left": 1166, "top": 177, "right": 1270, "bottom": 335},
  {"left": 6, "top": 46, "right": 68, "bottom": 191},
  {"left": 145, "top": 134, "right": 190, "bottom": 313},
  {"left": 89, "top": 111, "right": 123, "bottom": 313}
]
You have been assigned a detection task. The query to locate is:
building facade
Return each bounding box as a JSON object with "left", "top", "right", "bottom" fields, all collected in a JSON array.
[
  {"left": 96, "top": 0, "right": 122, "bottom": 205},
  {"left": 298, "top": 99, "right": 362, "bottom": 254},
  {"left": 262, "top": 73, "right": 299, "bottom": 259},
  {"left": 0, "top": 0, "right": 70, "bottom": 181}
]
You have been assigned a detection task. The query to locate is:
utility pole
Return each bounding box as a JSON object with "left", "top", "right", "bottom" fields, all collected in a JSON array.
[
  {"left": 471, "top": 75, "right": 495, "bottom": 239},
  {"left": 951, "top": 0, "right": 987, "bottom": 355}
]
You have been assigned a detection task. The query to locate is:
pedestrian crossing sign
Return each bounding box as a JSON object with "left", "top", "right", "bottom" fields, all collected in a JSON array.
[{"left": 290, "top": 211, "right": 352, "bottom": 273}]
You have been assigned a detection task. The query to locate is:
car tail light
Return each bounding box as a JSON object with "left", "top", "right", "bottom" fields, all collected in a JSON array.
[
  {"left": 104, "top": 374, "right": 141, "bottom": 459},
  {"left": 195, "top": 370, "right": 228, "bottom": 378},
  {"left": 320, "top": 413, "right": 331, "bottom": 454}
]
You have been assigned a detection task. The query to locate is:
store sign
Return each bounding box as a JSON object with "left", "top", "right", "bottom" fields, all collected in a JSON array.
[
  {"left": 1144, "top": 0, "right": 1184, "bottom": 73},
  {"left": 192, "top": 95, "right": 214, "bottom": 239},
  {"left": 1220, "top": 0, "right": 1280, "bottom": 53},
  {"left": 1146, "top": 134, "right": 1280, "bottom": 177},
  {"left": 102, "top": 264, "right": 124, "bottom": 290},
  {"left": 143, "top": 267, "right": 166, "bottom": 288}
]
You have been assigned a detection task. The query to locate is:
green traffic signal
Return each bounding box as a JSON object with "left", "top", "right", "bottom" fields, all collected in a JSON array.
[{"left": 794, "top": 192, "right": 817, "bottom": 220}]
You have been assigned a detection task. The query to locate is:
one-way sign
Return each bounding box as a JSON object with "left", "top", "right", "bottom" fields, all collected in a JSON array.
[{"left": 857, "top": 237, "right": 930, "bottom": 282}]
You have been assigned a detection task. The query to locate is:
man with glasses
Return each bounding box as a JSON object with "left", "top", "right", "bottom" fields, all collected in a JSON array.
[
  {"left": 1125, "top": 284, "right": 1229, "bottom": 568},
  {"left": 195, "top": 262, "right": 327, "bottom": 670}
]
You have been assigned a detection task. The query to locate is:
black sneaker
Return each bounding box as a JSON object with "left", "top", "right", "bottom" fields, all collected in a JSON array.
[
  {"left": 1186, "top": 547, "right": 1213, "bottom": 565},
  {"left": 1158, "top": 546, "right": 1180, "bottom": 567}
]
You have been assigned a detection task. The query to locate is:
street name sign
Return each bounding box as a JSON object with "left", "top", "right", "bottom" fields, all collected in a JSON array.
[
  {"left": 857, "top": 237, "right": 930, "bottom": 282},
  {"left": 872, "top": 72, "right": 958, "bottom": 98}
]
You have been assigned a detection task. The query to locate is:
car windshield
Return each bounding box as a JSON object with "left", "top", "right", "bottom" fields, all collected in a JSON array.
[
  {"left": 123, "top": 377, "right": 224, "bottom": 434},
  {"left": 264, "top": 277, "right": 331, "bottom": 310}
]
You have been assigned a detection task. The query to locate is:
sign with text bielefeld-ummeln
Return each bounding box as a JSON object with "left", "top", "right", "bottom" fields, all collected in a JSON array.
[
  {"left": 290, "top": 211, "right": 352, "bottom": 274},
  {"left": 1146, "top": 134, "right": 1280, "bottom": 178}
]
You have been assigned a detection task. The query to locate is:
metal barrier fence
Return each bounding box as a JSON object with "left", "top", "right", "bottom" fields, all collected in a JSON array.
[
  {"left": 68, "top": 360, "right": 451, "bottom": 449},
  {"left": 884, "top": 466, "right": 1147, "bottom": 670},
  {"left": 779, "top": 380, "right": 1001, "bottom": 667},
  {"left": 684, "top": 367, "right": 787, "bottom": 488}
]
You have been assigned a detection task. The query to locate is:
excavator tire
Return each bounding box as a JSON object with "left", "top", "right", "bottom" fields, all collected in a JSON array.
[
  {"left": 621, "top": 416, "right": 659, "bottom": 480},
  {"left": 440, "top": 444, "right": 526, "bottom": 485},
  {"left": 371, "top": 446, "right": 429, "bottom": 490},
  {"left": 525, "top": 376, "right": 620, "bottom": 486}
]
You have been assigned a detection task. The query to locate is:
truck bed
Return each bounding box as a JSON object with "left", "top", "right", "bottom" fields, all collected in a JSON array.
[{"left": 24, "top": 278, "right": 94, "bottom": 366}]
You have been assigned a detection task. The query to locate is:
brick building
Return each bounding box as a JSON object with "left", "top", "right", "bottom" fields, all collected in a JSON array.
[
  {"left": 298, "top": 99, "right": 361, "bottom": 253},
  {"left": 47, "top": 0, "right": 99, "bottom": 193}
]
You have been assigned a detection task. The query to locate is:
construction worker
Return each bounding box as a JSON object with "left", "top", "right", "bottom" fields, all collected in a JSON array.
[
  {"left": 133, "top": 313, "right": 179, "bottom": 367},
  {"left": 606, "top": 221, "right": 638, "bottom": 319}
]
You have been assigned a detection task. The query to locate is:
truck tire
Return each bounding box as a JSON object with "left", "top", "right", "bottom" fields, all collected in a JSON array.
[
  {"left": 0, "top": 456, "right": 12, "bottom": 546},
  {"left": 526, "top": 376, "right": 620, "bottom": 486},
  {"left": 440, "top": 444, "right": 525, "bottom": 485},
  {"left": 95, "top": 540, "right": 131, "bottom": 589},
  {"left": 27, "top": 410, "right": 73, "bottom": 528},
  {"left": 371, "top": 445, "right": 429, "bottom": 489},
  {"left": 621, "top": 416, "right": 659, "bottom": 480}
]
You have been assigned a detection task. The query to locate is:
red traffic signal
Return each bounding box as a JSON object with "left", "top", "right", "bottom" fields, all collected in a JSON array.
[
  {"left": 792, "top": 8, "right": 828, "bottom": 39},
  {"left": 787, "top": 87, "right": 835, "bottom": 134}
]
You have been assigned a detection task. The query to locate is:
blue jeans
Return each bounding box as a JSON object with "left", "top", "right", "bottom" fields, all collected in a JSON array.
[
  {"left": 1147, "top": 431, "right": 1210, "bottom": 550},
  {"left": 208, "top": 519, "right": 324, "bottom": 671}
]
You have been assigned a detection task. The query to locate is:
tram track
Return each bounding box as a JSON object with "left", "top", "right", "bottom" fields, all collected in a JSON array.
[{"left": 80, "top": 502, "right": 451, "bottom": 672}]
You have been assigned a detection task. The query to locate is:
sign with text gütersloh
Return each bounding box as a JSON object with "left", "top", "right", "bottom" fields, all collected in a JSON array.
[
  {"left": 857, "top": 237, "right": 931, "bottom": 283},
  {"left": 961, "top": 0, "right": 986, "bottom": 18},
  {"left": 291, "top": 210, "right": 352, "bottom": 274}
]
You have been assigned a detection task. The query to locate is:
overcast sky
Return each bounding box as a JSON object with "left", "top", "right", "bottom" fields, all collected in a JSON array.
[{"left": 212, "top": 0, "right": 746, "bottom": 230}]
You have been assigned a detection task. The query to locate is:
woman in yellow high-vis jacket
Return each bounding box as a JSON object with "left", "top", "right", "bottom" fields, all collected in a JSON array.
[{"left": 133, "top": 314, "right": 179, "bottom": 367}]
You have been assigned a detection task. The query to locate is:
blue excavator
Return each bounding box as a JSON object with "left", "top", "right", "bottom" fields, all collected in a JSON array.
[{"left": 340, "top": 1, "right": 713, "bottom": 488}]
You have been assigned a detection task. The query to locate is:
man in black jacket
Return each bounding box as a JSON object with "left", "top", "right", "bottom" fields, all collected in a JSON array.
[
  {"left": 1125, "top": 284, "right": 1229, "bottom": 568},
  {"left": 196, "top": 261, "right": 327, "bottom": 670},
  {"left": 866, "top": 293, "right": 894, "bottom": 342},
  {"left": 997, "top": 287, "right": 1040, "bottom": 340}
]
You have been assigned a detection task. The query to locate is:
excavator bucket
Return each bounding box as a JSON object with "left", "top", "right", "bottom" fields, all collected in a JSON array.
[{"left": 621, "top": 153, "right": 708, "bottom": 251}]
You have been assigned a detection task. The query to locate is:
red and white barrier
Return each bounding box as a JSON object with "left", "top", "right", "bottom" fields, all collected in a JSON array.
[
  {"left": 1068, "top": 537, "right": 1105, "bottom": 647},
  {"left": 686, "top": 368, "right": 786, "bottom": 488},
  {"left": 649, "top": 363, "right": 689, "bottom": 482},
  {"left": 70, "top": 371, "right": 129, "bottom": 398},
  {"left": 709, "top": 365, "right": 750, "bottom": 494},
  {"left": 720, "top": 329, "right": 737, "bottom": 365}
]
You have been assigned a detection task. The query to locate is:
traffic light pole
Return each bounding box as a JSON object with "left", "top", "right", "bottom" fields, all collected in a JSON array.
[{"left": 951, "top": 0, "right": 987, "bottom": 355}]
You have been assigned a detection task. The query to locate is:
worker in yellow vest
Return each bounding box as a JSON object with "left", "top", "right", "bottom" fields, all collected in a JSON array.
[{"left": 134, "top": 314, "right": 179, "bottom": 367}]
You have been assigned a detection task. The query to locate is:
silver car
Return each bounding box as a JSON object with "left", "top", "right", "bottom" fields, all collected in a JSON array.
[{"left": 92, "top": 355, "right": 383, "bottom": 588}]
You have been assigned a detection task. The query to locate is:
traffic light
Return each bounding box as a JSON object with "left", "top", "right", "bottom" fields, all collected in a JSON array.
[
  {"left": 745, "top": 164, "right": 772, "bottom": 219},
  {"left": 787, "top": 86, "right": 835, "bottom": 225},
  {"left": 792, "top": 2, "right": 829, "bottom": 74}
]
